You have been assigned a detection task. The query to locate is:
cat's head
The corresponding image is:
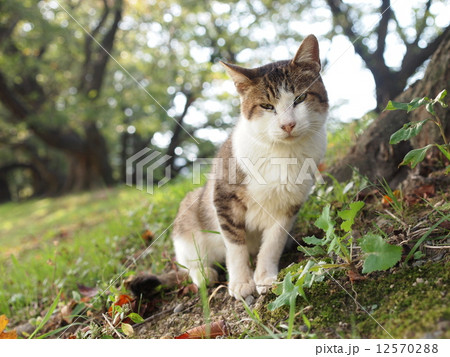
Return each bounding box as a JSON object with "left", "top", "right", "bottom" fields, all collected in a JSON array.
[{"left": 221, "top": 35, "right": 328, "bottom": 144}]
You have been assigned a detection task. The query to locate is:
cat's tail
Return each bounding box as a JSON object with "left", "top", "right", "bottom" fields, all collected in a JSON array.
[{"left": 128, "top": 270, "right": 189, "bottom": 299}]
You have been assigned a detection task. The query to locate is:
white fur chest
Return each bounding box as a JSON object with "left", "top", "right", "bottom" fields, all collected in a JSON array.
[{"left": 232, "top": 118, "right": 326, "bottom": 231}]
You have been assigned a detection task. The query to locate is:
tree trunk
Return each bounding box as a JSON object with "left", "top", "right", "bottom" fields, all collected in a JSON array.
[
  {"left": 61, "top": 122, "right": 114, "bottom": 192},
  {"left": 0, "top": 176, "right": 11, "bottom": 203},
  {"left": 329, "top": 31, "right": 450, "bottom": 186}
]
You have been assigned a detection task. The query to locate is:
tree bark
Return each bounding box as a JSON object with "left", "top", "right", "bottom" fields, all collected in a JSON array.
[
  {"left": 329, "top": 30, "right": 450, "bottom": 186},
  {"left": 0, "top": 0, "right": 123, "bottom": 194},
  {"left": 325, "top": 0, "right": 449, "bottom": 111}
]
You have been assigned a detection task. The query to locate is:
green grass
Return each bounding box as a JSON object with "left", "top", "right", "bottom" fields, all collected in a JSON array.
[{"left": 0, "top": 180, "right": 193, "bottom": 324}]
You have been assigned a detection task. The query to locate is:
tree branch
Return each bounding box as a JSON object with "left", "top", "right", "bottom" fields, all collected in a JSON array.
[
  {"left": 0, "top": 71, "right": 85, "bottom": 152},
  {"left": 325, "top": 0, "right": 377, "bottom": 73},
  {"left": 374, "top": 0, "right": 391, "bottom": 61},
  {"left": 413, "top": 0, "right": 433, "bottom": 45},
  {"left": 79, "top": 0, "right": 110, "bottom": 91},
  {"left": 401, "top": 25, "right": 449, "bottom": 81},
  {"left": 84, "top": 0, "right": 123, "bottom": 96},
  {"left": 165, "top": 92, "right": 196, "bottom": 172}
]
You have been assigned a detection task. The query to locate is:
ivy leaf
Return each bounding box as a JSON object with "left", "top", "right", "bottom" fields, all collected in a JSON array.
[
  {"left": 360, "top": 234, "right": 402, "bottom": 273},
  {"left": 267, "top": 272, "right": 298, "bottom": 311},
  {"left": 407, "top": 97, "right": 428, "bottom": 113},
  {"left": 433, "top": 89, "right": 448, "bottom": 108},
  {"left": 337, "top": 201, "right": 365, "bottom": 232},
  {"left": 384, "top": 100, "right": 409, "bottom": 111},
  {"left": 384, "top": 97, "right": 430, "bottom": 113},
  {"left": 389, "top": 120, "right": 429, "bottom": 145},
  {"left": 425, "top": 102, "right": 436, "bottom": 115},
  {"left": 400, "top": 145, "right": 434, "bottom": 168}
]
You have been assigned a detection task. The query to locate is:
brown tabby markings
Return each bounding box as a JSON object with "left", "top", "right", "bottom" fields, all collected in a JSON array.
[{"left": 237, "top": 61, "right": 328, "bottom": 121}]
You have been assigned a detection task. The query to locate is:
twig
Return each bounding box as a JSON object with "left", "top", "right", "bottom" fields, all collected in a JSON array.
[
  {"left": 424, "top": 244, "right": 450, "bottom": 249},
  {"left": 208, "top": 285, "right": 228, "bottom": 305},
  {"left": 384, "top": 209, "right": 408, "bottom": 229},
  {"left": 102, "top": 313, "right": 123, "bottom": 339},
  {"left": 132, "top": 297, "right": 200, "bottom": 330}
]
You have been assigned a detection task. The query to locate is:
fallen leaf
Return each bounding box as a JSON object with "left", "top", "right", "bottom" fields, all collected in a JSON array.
[
  {"left": 381, "top": 195, "right": 392, "bottom": 205},
  {"left": 382, "top": 190, "right": 401, "bottom": 206},
  {"left": 439, "top": 220, "right": 450, "bottom": 230},
  {"left": 108, "top": 294, "right": 134, "bottom": 324},
  {"left": 141, "top": 229, "right": 154, "bottom": 243},
  {"left": 0, "top": 315, "right": 7, "bottom": 332},
  {"left": 61, "top": 305, "right": 72, "bottom": 324},
  {"left": 0, "top": 315, "right": 17, "bottom": 339},
  {"left": 60, "top": 301, "right": 77, "bottom": 324},
  {"left": 175, "top": 320, "right": 228, "bottom": 339},
  {"left": 77, "top": 284, "right": 99, "bottom": 298},
  {"left": 121, "top": 323, "right": 134, "bottom": 337}
]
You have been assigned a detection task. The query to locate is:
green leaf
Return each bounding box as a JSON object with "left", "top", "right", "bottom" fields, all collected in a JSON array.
[
  {"left": 389, "top": 120, "right": 429, "bottom": 145},
  {"left": 337, "top": 201, "right": 365, "bottom": 232},
  {"left": 436, "top": 144, "right": 450, "bottom": 161},
  {"left": 314, "top": 204, "right": 335, "bottom": 241},
  {"left": 425, "top": 102, "right": 436, "bottom": 115},
  {"left": 407, "top": 97, "right": 428, "bottom": 113},
  {"left": 128, "top": 312, "right": 145, "bottom": 324},
  {"left": 400, "top": 145, "right": 434, "bottom": 168},
  {"left": 384, "top": 100, "right": 409, "bottom": 111},
  {"left": 385, "top": 97, "right": 431, "bottom": 113},
  {"left": 297, "top": 245, "right": 325, "bottom": 256},
  {"left": 29, "top": 290, "right": 62, "bottom": 339},
  {"left": 267, "top": 272, "right": 298, "bottom": 311},
  {"left": 121, "top": 323, "right": 134, "bottom": 337},
  {"left": 301, "top": 313, "right": 311, "bottom": 330},
  {"left": 433, "top": 89, "right": 448, "bottom": 108},
  {"left": 360, "top": 234, "right": 402, "bottom": 273},
  {"left": 302, "top": 235, "right": 325, "bottom": 246}
]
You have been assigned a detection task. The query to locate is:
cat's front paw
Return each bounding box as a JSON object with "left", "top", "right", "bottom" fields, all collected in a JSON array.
[
  {"left": 228, "top": 279, "right": 256, "bottom": 300},
  {"left": 254, "top": 274, "right": 277, "bottom": 295}
]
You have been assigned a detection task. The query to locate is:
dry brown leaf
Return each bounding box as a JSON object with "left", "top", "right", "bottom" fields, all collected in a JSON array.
[
  {"left": 77, "top": 284, "right": 99, "bottom": 297},
  {"left": 141, "top": 229, "right": 154, "bottom": 243},
  {"left": 175, "top": 320, "right": 228, "bottom": 339},
  {"left": 60, "top": 301, "right": 76, "bottom": 324},
  {"left": 0, "top": 315, "right": 17, "bottom": 339},
  {"left": 382, "top": 190, "right": 401, "bottom": 206},
  {"left": 108, "top": 294, "right": 134, "bottom": 324}
]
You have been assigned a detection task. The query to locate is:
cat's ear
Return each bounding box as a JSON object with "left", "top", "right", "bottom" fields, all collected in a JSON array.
[
  {"left": 291, "top": 34, "right": 321, "bottom": 69},
  {"left": 220, "top": 61, "right": 256, "bottom": 93}
]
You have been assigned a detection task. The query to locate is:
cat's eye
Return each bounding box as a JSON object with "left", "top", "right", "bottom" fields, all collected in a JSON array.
[
  {"left": 260, "top": 103, "right": 274, "bottom": 111},
  {"left": 294, "top": 93, "right": 307, "bottom": 106}
]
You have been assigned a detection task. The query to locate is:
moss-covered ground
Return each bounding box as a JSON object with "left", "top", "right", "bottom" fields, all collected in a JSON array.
[{"left": 258, "top": 260, "right": 449, "bottom": 338}]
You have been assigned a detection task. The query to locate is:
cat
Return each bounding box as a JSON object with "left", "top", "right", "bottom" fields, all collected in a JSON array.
[{"left": 131, "top": 34, "right": 328, "bottom": 300}]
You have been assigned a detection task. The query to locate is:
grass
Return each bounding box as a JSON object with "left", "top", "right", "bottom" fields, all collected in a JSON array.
[
  {"left": 0, "top": 180, "right": 193, "bottom": 324},
  {"left": 1, "top": 119, "right": 448, "bottom": 339}
]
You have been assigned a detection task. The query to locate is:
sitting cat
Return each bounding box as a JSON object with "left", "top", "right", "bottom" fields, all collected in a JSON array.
[{"left": 132, "top": 34, "right": 328, "bottom": 300}]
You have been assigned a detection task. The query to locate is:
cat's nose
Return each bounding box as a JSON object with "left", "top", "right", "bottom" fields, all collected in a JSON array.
[{"left": 281, "top": 122, "right": 296, "bottom": 134}]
